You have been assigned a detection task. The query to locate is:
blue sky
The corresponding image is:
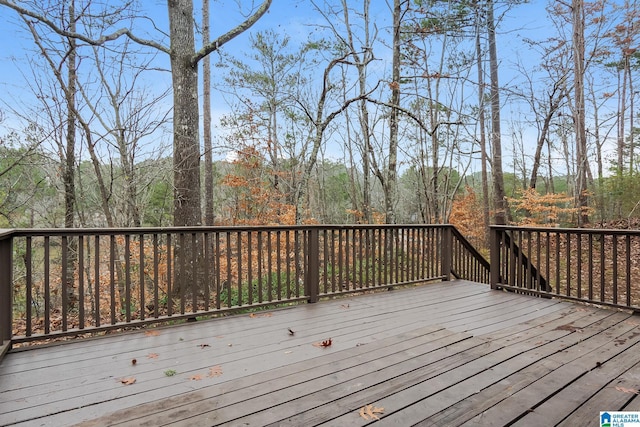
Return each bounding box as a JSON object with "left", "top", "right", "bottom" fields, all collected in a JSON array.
[{"left": 0, "top": 0, "right": 602, "bottom": 172}]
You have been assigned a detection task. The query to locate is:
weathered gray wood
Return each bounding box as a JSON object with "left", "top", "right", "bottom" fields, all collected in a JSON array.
[
  {"left": 558, "top": 360, "right": 640, "bottom": 426},
  {"left": 461, "top": 319, "right": 640, "bottom": 426},
  {"left": 1, "top": 280, "right": 637, "bottom": 427},
  {"left": 421, "top": 312, "right": 640, "bottom": 426}
]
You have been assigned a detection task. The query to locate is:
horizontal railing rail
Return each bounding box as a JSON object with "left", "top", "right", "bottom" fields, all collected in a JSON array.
[
  {"left": 0, "top": 224, "right": 481, "bottom": 350},
  {"left": 490, "top": 225, "right": 640, "bottom": 312}
]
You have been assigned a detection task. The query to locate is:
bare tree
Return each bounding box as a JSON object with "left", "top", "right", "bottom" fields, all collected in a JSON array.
[{"left": 0, "top": 0, "right": 272, "bottom": 228}]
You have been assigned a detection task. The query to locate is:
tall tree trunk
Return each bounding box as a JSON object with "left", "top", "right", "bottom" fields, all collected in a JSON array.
[
  {"left": 203, "top": 0, "right": 214, "bottom": 226},
  {"left": 572, "top": 0, "right": 589, "bottom": 225},
  {"left": 64, "top": 0, "right": 78, "bottom": 308},
  {"left": 169, "top": 0, "right": 202, "bottom": 227},
  {"left": 386, "top": 0, "right": 401, "bottom": 225},
  {"left": 474, "top": 4, "right": 490, "bottom": 234},
  {"left": 487, "top": 0, "right": 508, "bottom": 225}
]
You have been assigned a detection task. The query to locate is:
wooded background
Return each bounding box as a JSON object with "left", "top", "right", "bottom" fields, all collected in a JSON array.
[{"left": 0, "top": 0, "right": 639, "bottom": 242}]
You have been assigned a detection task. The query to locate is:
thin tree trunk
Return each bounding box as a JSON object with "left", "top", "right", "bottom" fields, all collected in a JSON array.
[
  {"left": 474, "top": 4, "right": 490, "bottom": 232},
  {"left": 386, "top": 0, "right": 401, "bottom": 225},
  {"left": 487, "top": 0, "right": 508, "bottom": 225},
  {"left": 572, "top": 0, "right": 589, "bottom": 225},
  {"left": 203, "top": 0, "right": 214, "bottom": 226},
  {"left": 64, "top": 0, "right": 78, "bottom": 308}
]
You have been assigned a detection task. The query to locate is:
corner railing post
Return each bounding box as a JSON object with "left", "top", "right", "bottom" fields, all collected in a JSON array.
[
  {"left": 441, "top": 226, "right": 452, "bottom": 281},
  {"left": 0, "top": 230, "right": 13, "bottom": 357},
  {"left": 490, "top": 226, "right": 500, "bottom": 290},
  {"left": 306, "top": 228, "right": 319, "bottom": 303}
]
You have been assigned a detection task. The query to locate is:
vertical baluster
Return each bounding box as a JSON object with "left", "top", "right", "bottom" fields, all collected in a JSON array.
[
  {"left": 600, "top": 233, "right": 605, "bottom": 302},
  {"left": 203, "top": 232, "right": 210, "bottom": 311},
  {"left": 277, "top": 230, "right": 282, "bottom": 300},
  {"left": 139, "top": 234, "right": 145, "bottom": 321},
  {"left": 166, "top": 233, "right": 173, "bottom": 317},
  {"left": 626, "top": 235, "right": 631, "bottom": 308},
  {"left": 588, "top": 233, "right": 593, "bottom": 301},
  {"left": 294, "top": 230, "right": 300, "bottom": 298},
  {"left": 285, "top": 230, "right": 290, "bottom": 298},
  {"left": 612, "top": 234, "right": 618, "bottom": 305},
  {"left": 125, "top": 234, "right": 131, "bottom": 322},
  {"left": 214, "top": 232, "right": 221, "bottom": 310},
  {"left": 247, "top": 231, "right": 253, "bottom": 305},
  {"left": 153, "top": 234, "right": 159, "bottom": 318},
  {"left": 226, "top": 232, "right": 232, "bottom": 307},
  {"left": 257, "top": 231, "right": 263, "bottom": 303},
  {"left": 25, "top": 236, "right": 32, "bottom": 337},
  {"left": 322, "top": 230, "right": 328, "bottom": 294},
  {"left": 78, "top": 235, "right": 84, "bottom": 329},
  {"left": 267, "top": 231, "right": 273, "bottom": 301},
  {"left": 565, "top": 232, "right": 571, "bottom": 297},
  {"left": 576, "top": 232, "right": 582, "bottom": 299},
  {"left": 94, "top": 235, "right": 100, "bottom": 326},
  {"left": 237, "top": 231, "right": 243, "bottom": 306},
  {"left": 192, "top": 232, "right": 198, "bottom": 313}
]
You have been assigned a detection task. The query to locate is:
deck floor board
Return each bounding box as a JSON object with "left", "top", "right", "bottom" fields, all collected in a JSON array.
[{"left": 1, "top": 280, "right": 639, "bottom": 426}]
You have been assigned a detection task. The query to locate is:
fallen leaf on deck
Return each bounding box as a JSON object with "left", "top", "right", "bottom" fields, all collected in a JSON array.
[
  {"left": 144, "top": 330, "right": 160, "bottom": 337},
  {"left": 341, "top": 304, "right": 350, "bottom": 309},
  {"left": 313, "top": 338, "right": 332, "bottom": 348},
  {"left": 120, "top": 377, "right": 136, "bottom": 385},
  {"left": 615, "top": 386, "right": 640, "bottom": 394},
  {"left": 198, "top": 344, "right": 210, "bottom": 349},
  {"left": 207, "top": 365, "right": 223, "bottom": 378},
  {"left": 554, "top": 324, "right": 581, "bottom": 332},
  {"left": 359, "top": 404, "right": 384, "bottom": 420},
  {"left": 147, "top": 353, "right": 159, "bottom": 359},
  {"left": 188, "top": 374, "right": 202, "bottom": 381},
  {"left": 249, "top": 312, "right": 272, "bottom": 318}
]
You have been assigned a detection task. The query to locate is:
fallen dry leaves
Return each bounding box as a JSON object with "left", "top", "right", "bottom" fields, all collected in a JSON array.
[
  {"left": 359, "top": 404, "right": 384, "bottom": 420},
  {"left": 120, "top": 377, "right": 136, "bottom": 385},
  {"left": 249, "top": 312, "right": 272, "bottom": 318},
  {"left": 615, "top": 386, "right": 640, "bottom": 394},
  {"left": 313, "top": 338, "right": 332, "bottom": 348},
  {"left": 144, "top": 330, "right": 160, "bottom": 337},
  {"left": 208, "top": 365, "right": 223, "bottom": 378},
  {"left": 188, "top": 374, "right": 203, "bottom": 381},
  {"left": 147, "top": 353, "right": 159, "bottom": 359}
]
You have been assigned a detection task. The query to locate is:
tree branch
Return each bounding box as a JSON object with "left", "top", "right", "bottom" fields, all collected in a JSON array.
[
  {"left": 0, "top": 0, "right": 169, "bottom": 54},
  {"left": 364, "top": 96, "right": 462, "bottom": 136},
  {"left": 191, "top": 0, "right": 272, "bottom": 65}
]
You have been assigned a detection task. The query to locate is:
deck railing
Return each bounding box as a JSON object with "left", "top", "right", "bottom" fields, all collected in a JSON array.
[
  {"left": 0, "top": 224, "right": 488, "bottom": 352},
  {"left": 490, "top": 225, "right": 640, "bottom": 312}
]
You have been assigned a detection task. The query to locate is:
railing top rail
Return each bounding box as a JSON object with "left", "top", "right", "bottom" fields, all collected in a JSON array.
[
  {"left": 0, "top": 223, "right": 454, "bottom": 238},
  {"left": 491, "top": 225, "right": 640, "bottom": 236}
]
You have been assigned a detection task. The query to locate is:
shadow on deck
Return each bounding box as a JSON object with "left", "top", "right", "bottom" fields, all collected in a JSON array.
[{"left": 2, "top": 279, "right": 640, "bottom": 426}]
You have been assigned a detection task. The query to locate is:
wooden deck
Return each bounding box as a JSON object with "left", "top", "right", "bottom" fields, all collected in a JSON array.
[{"left": 2, "top": 280, "right": 640, "bottom": 426}]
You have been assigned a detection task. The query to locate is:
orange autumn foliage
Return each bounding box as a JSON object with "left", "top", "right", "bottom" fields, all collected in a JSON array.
[
  {"left": 507, "top": 188, "right": 586, "bottom": 226},
  {"left": 449, "top": 186, "right": 486, "bottom": 249}
]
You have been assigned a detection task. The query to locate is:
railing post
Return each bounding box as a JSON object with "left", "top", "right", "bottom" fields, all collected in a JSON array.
[
  {"left": 441, "top": 226, "right": 452, "bottom": 281},
  {"left": 306, "top": 228, "right": 319, "bottom": 303},
  {"left": 0, "top": 231, "right": 13, "bottom": 357},
  {"left": 490, "top": 226, "right": 500, "bottom": 290}
]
